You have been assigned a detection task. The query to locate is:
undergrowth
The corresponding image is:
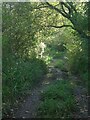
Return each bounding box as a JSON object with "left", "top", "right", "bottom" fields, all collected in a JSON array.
[
  {"left": 37, "top": 80, "right": 76, "bottom": 118},
  {"left": 2, "top": 57, "right": 47, "bottom": 117}
]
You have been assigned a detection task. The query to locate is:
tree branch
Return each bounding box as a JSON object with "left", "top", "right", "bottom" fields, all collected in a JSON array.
[
  {"left": 32, "top": 5, "right": 49, "bottom": 10},
  {"left": 46, "top": 2, "right": 70, "bottom": 19},
  {"left": 61, "top": 2, "right": 71, "bottom": 15},
  {"left": 46, "top": 24, "right": 75, "bottom": 30},
  {"left": 68, "top": 2, "right": 77, "bottom": 13}
]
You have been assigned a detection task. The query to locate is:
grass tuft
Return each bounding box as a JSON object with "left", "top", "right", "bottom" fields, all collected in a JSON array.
[{"left": 37, "top": 80, "right": 76, "bottom": 118}]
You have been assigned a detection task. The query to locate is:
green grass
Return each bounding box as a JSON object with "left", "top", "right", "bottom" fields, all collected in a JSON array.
[
  {"left": 2, "top": 58, "right": 47, "bottom": 117},
  {"left": 50, "top": 50, "right": 65, "bottom": 59},
  {"left": 37, "top": 80, "right": 76, "bottom": 118},
  {"left": 54, "top": 59, "right": 67, "bottom": 71}
]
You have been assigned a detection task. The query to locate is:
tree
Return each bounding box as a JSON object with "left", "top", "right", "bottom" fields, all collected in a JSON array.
[
  {"left": 35, "top": 2, "right": 89, "bottom": 40},
  {"left": 46, "top": 2, "right": 89, "bottom": 39},
  {"left": 2, "top": 2, "right": 46, "bottom": 58},
  {"left": 2, "top": 2, "right": 89, "bottom": 59}
]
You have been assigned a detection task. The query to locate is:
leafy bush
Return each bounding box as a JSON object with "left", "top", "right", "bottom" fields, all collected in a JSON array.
[
  {"left": 66, "top": 45, "right": 87, "bottom": 74},
  {"left": 42, "top": 55, "right": 53, "bottom": 65},
  {"left": 37, "top": 80, "right": 76, "bottom": 118},
  {"left": 2, "top": 57, "right": 47, "bottom": 116},
  {"left": 54, "top": 59, "right": 67, "bottom": 71},
  {"left": 80, "top": 72, "right": 88, "bottom": 86},
  {"left": 63, "top": 32, "right": 88, "bottom": 85}
]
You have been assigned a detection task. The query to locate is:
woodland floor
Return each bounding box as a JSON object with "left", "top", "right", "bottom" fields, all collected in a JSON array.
[{"left": 11, "top": 59, "right": 88, "bottom": 119}]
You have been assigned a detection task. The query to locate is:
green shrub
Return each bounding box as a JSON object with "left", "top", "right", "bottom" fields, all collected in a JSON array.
[
  {"left": 54, "top": 59, "right": 67, "bottom": 71},
  {"left": 37, "top": 80, "right": 76, "bottom": 118},
  {"left": 65, "top": 37, "right": 88, "bottom": 79},
  {"left": 2, "top": 57, "right": 47, "bottom": 116},
  {"left": 80, "top": 71, "right": 88, "bottom": 86}
]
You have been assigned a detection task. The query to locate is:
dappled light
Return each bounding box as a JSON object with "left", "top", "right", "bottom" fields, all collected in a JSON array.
[
  {"left": 35, "top": 42, "right": 46, "bottom": 58},
  {"left": 2, "top": 2, "right": 88, "bottom": 119}
]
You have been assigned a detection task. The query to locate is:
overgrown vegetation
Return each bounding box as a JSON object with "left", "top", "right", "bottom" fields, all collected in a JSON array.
[
  {"left": 2, "top": 2, "right": 88, "bottom": 118},
  {"left": 37, "top": 80, "right": 76, "bottom": 118},
  {"left": 52, "top": 29, "right": 88, "bottom": 85},
  {"left": 2, "top": 56, "right": 47, "bottom": 116}
]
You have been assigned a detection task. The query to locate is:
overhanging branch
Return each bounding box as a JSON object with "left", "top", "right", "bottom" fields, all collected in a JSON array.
[
  {"left": 46, "top": 2, "right": 70, "bottom": 19},
  {"left": 32, "top": 5, "right": 48, "bottom": 10},
  {"left": 46, "top": 24, "right": 75, "bottom": 30}
]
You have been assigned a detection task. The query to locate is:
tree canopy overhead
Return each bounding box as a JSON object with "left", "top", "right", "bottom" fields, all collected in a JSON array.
[
  {"left": 2, "top": 2, "right": 89, "bottom": 58},
  {"left": 2, "top": 2, "right": 88, "bottom": 118},
  {"left": 3, "top": 2, "right": 89, "bottom": 40},
  {"left": 45, "top": 2, "right": 88, "bottom": 39}
]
